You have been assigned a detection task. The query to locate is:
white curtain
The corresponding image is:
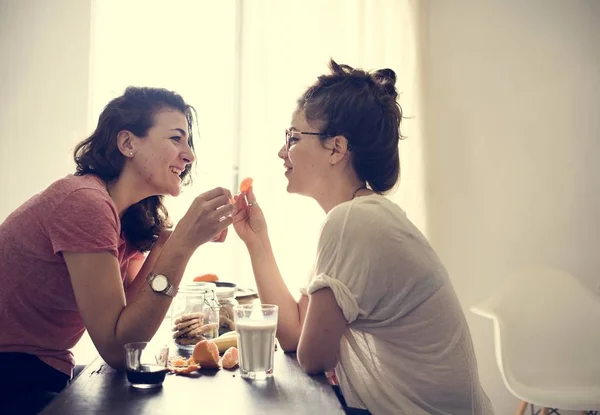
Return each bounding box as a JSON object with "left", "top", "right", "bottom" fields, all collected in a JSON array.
[
  {"left": 89, "top": 0, "right": 425, "bottom": 292},
  {"left": 90, "top": 0, "right": 240, "bottom": 282},
  {"left": 235, "top": 0, "right": 426, "bottom": 293}
]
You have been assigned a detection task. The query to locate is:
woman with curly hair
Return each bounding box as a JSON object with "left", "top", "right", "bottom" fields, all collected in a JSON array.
[{"left": 0, "top": 87, "right": 234, "bottom": 414}]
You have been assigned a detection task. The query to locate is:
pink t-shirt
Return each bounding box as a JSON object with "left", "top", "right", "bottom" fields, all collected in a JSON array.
[{"left": 0, "top": 174, "right": 139, "bottom": 376}]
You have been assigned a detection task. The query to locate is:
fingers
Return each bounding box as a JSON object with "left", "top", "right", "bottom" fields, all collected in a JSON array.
[
  {"left": 236, "top": 191, "right": 247, "bottom": 211},
  {"left": 204, "top": 194, "right": 234, "bottom": 211},
  {"left": 231, "top": 198, "right": 249, "bottom": 226},
  {"left": 211, "top": 227, "right": 228, "bottom": 243},
  {"left": 200, "top": 186, "right": 233, "bottom": 201},
  {"left": 199, "top": 192, "right": 236, "bottom": 225},
  {"left": 246, "top": 186, "right": 257, "bottom": 205},
  {"left": 183, "top": 186, "right": 239, "bottom": 245}
]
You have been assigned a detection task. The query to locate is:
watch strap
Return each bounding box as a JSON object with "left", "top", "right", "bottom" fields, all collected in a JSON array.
[
  {"left": 164, "top": 284, "right": 178, "bottom": 297},
  {"left": 147, "top": 272, "right": 178, "bottom": 298}
]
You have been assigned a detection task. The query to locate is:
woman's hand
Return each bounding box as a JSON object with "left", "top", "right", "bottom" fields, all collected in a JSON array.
[
  {"left": 173, "top": 187, "right": 235, "bottom": 250},
  {"left": 233, "top": 186, "right": 268, "bottom": 246}
]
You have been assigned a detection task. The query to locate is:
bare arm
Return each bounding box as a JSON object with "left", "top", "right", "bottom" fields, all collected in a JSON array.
[
  {"left": 124, "top": 253, "right": 145, "bottom": 290},
  {"left": 297, "top": 287, "right": 347, "bottom": 374},
  {"left": 245, "top": 237, "right": 309, "bottom": 352},
  {"left": 233, "top": 187, "right": 309, "bottom": 352},
  {"left": 65, "top": 188, "right": 234, "bottom": 370},
  {"left": 124, "top": 230, "right": 172, "bottom": 304},
  {"left": 65, "top": 235, "right": 192, "bottom": 369}
]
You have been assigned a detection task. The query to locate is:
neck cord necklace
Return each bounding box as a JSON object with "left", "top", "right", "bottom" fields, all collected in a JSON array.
[{"left": 352, "top": 185, "right": 367, "bottom": 199}]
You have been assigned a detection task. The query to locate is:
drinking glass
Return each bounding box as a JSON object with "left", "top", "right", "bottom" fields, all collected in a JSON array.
[
  {"left": 233, "top": 304, "right": 278, "bottom": 380},
  {"left": 124, "top": 342, "right": 169, "bottom": 389}
]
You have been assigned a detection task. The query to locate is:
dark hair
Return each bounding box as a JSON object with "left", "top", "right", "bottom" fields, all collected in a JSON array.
[
  {"left": 297, "top": 59, "right": 404, "bottom": 193},
  {"left": 73, "top": 86, "right": 197, "bottom": 252}
]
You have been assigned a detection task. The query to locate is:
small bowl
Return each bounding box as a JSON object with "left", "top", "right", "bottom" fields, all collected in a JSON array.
[{"left": 214, "top": 281, "right": 237, "bottom": 289}]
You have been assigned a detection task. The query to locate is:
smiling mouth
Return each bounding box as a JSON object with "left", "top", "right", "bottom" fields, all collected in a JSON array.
[{"left": 170, "top": 167, "right": 183, "bottom": 176}]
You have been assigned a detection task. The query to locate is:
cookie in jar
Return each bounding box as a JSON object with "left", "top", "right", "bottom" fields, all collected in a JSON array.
[
  {"left": 171, "top": 282, "right": 220, "bottom": 350},
  {"left": 215, "top": 283, "right": 238, "bottom": 336}
]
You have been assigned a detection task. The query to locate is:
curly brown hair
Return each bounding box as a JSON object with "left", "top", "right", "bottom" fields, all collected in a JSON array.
[
  {"left": 73, "top": 86, "right": 197, "bottom": 252},
  {"left": 297, "top": 59, "right": 404, "bottom": 193}
]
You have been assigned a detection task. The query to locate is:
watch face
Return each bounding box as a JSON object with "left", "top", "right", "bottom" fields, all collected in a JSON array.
[{"left": 152, "top": 275, "right": 168, "bottom": 292}]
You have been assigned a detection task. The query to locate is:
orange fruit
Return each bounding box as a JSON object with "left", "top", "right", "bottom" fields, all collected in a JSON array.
[
  {"left": 221, "top": 346, "right": 239, "bottom": 369},
  {"left": 239, "top": 177, "right": 253, "bottom": 193},
  {"left": 192, "top": 340, "right": 221, "bottom": 369},
  {"left": 193, "top": 273, "right": 218, "bottom": 283}
]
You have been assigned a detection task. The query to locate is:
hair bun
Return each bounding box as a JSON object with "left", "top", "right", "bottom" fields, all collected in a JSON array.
[
  {"left": 371, "top": 68, "right": 397, "bottom": 97},
  {"left": 372, "top": 68, "right": 396, "bottom": 84}
]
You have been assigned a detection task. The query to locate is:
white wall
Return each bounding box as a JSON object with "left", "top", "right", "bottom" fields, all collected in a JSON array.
[
  {"left": 0, "top": 0, "right": 91, "bottom": 221},
  {"left": 0, "top": 0, "right": 93, "bottom": 362},
  {"left": 423, "top": 0, "right": 600, "bottom": 413}
]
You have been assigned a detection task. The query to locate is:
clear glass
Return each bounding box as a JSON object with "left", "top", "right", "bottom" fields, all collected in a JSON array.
[
  {"left": 233, "top": 304, "right": 279, "bottom": 380},
  {"left": 171, "top": 282, "right": 220, "bottom": 351},
  {"left": 124, "top": 342, "right": 169, "bottom": 389}
]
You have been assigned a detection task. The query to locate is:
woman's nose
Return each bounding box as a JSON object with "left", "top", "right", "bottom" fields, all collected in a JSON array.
[{"left": 277, "top": 144, "right": 287, "bottom": 159}]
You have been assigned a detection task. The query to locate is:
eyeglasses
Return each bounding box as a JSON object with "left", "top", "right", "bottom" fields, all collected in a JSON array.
[{"left": 284, "top": 129, "right": 335, "bottom": 152}]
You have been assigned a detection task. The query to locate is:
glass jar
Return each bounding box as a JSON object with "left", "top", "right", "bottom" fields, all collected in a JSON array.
[
  {"left": 171, "top": 282, "right": 221, "bottom": 351},
  {"left": 215, "top": 283, "right": 238, "bottom": 336}
]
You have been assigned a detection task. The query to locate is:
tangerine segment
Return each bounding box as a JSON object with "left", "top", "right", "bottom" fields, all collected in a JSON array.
[
  {"left": 193, "top": 273, "right": 218, "bottom": 283},
  {"left": 171, "top": 358, "right": 187, "bottom": 367},
  {"left": 221, "top": 346, "right": 239, "bottom": 369},
  {"left": 239, "top": 177, "right": 253, "bottom": 193},
  {"left": 192, "top": 340, "right": 221, "bottom": 369},
  {"left": 170, "top": 363, "right": 200, "bottom": 375}
]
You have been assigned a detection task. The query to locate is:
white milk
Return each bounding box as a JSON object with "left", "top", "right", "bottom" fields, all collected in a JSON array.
[{"left": 236, "top": 320, "right": 277, "bottom": 373}]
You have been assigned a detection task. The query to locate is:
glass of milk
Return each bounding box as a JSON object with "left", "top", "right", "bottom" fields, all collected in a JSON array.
[{"left": 233, "top": 304, "right": 279, "bottom": 380}]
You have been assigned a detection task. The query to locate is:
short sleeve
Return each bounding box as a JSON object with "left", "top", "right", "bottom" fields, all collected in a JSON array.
[
  {"left": 307, "top": 273, "right": 360, "bottom": 323},
  {"left": 306, "top": 201, "right": 390, "bottom": 324},
  {"left": 45, "top": 188, "right": 120, "bottom": 257}
]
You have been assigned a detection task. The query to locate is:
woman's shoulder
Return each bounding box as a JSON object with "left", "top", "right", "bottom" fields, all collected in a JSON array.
[
  {"left": 48, "top": 174, "right": 107, "bottom": 195},
  {"left": 5, "top": 175, "right": 109, "bottom": 220},
  {"left": 325, "top": 194, "right": 403, "bottom": 230},
  {"left": 33, "top": 174, "right": 115, "bottom": 219}
]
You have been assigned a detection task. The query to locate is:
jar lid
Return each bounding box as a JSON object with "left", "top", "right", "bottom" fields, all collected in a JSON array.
[
  {"left": 179, "top": 281, "right": 216, "bottom": 294},
  {"left": 215, "top": 286, "right": 236, "bottom": 299}
]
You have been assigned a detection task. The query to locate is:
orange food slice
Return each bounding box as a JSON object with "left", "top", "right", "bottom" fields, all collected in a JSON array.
[
  {"left": 193, "top": 273, "right": 218, "bottom": 283},
  {"left": 170, "top": 363, "right": 200, "bottom": 375},
  {"left": 239, "top": 177, "right": 253, "bottom": 193},
  {"left": 171, "top": 358, "right": 187, "bottom": 367},
  {"left": 167, "top": 355, "right": 201, "bottom": 375},
  {"left": 192, "top": 340, "right": 221, "bottom": 369},
  {"left": 221, "top": 346, "right": 239, "bottom": 369}
]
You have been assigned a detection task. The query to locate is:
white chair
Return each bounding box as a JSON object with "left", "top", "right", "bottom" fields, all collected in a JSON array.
[{"left": 470, "top": 267, "right": 600, "bottom": 415}]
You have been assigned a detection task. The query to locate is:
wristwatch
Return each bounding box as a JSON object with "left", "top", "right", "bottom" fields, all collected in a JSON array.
[{"left": 147, "top": 272, "right": 178, "bottom": 297}]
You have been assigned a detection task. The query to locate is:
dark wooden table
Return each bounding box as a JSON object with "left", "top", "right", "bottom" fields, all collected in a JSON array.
[{"left": 41, "top": 349, "right": 345, "bottom": 415}]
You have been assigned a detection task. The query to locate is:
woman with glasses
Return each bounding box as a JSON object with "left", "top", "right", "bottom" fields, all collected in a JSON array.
[{"left": 233, "top": 60, "right": 494, "bottom": 414}]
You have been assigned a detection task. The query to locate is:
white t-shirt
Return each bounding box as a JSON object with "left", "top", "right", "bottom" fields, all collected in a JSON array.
[{"left": 302, "top": 195, "right": 494, "bottom": 415}]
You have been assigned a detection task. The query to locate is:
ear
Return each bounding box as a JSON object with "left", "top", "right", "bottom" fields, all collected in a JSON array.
[
  {"left": 328, "top": 135, "right": 350, "bottom": 166},
  {"left": 116, "top": 130, "right": 136, "bottom": 158}
]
